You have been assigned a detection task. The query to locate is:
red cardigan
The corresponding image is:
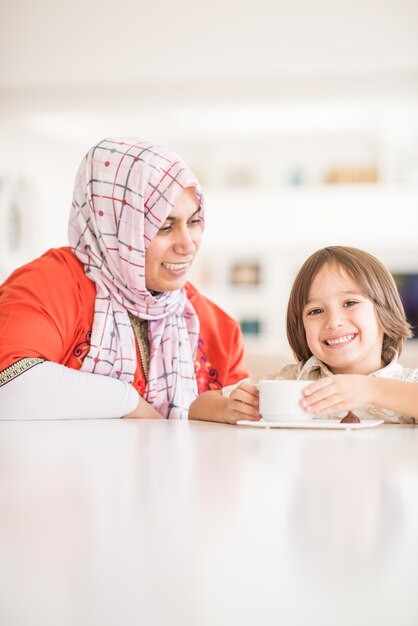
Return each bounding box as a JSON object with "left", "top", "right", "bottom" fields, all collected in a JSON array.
[{"left": 0, "top": 247, "right": 249, "bottom": 394}]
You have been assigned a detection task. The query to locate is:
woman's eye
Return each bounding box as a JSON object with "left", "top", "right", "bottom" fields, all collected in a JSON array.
[
  {"left": 188, "top": 217, "right": 203, "bottom": 227},
  {"left": 158, "top": 224, "right": 172, "bottom": 233}
]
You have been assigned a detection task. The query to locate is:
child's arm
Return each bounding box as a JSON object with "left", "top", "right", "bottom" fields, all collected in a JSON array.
[
  {"left": 302, "top": 374, "right": 418, "bottom": 419},
  {"left": 189, "top": 381, "right": 260, "bottom": 424}
]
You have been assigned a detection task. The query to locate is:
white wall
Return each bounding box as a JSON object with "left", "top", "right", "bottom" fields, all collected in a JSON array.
[
  {"left": 1, "top": 0, "right": 418, "bottom": 85},
  {"left": 1, "top": 0, "right": 418, "bottom": 368}
]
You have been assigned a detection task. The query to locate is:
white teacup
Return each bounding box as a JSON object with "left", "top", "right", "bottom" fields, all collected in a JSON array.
[{"left": 259, "top": 379, "right": 313, "bottom": 422}]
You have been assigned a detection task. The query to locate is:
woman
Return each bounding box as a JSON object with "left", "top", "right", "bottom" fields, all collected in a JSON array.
[{"left": 0, "top": 137, "right": 249, "bottom": 419}]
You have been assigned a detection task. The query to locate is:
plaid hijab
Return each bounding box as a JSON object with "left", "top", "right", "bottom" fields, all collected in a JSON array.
[{"left": 68, "top": 137, "right": 204, "bottom": 419}]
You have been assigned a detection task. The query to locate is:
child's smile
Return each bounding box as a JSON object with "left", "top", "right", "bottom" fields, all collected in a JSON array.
[
  {"left": 303, "top": 262, "right": 384, "bottom": 375},
  {"left": 323, "top": 332, "right": 358, "bottom": 347}
]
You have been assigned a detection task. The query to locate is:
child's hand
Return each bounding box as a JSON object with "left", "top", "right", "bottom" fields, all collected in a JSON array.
[
  {"left": 301, "top": 375, "right": 375, "bottom": 415},
  {"left": 224, "top": 381, "right": 260, "bottom": 424}
]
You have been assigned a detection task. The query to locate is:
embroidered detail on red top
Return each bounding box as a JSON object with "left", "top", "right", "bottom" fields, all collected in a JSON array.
[
  {"left": 73, "top": 331, "right": 92, "bottom": 366},
  {"left": 195, "top": 338, "right": 222, "bottom": 393}
]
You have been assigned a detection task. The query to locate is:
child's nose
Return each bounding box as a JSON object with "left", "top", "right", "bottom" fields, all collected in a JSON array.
[{"left": 325, "top": 312, "right": 345, "bottom": 329}]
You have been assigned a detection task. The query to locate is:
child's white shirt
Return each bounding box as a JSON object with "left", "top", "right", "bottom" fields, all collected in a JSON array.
[{"left": 222, "top": 352, "right": 418, "bottom": 424}]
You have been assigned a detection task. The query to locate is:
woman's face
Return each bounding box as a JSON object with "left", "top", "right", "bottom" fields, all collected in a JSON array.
[{"left": 145, "top": 187, "right": 203, "bottom": 292}]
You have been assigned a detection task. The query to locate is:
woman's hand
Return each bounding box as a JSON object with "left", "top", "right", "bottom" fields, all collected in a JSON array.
[
  {"left": 301, "top": 375, "right": 376, "bottom": 415},
  {"left": 222, "top": 381, "right": 261, "bottom": 424},
  {"left": 123, "top": 395, "right": 164, "bottom": 419}
]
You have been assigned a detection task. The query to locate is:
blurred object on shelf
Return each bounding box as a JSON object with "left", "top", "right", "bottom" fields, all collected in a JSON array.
[
  {"left": 393, "top": 272, "right": 418, "bottom": 339},
  {"left": 288, "top": 167, "right": 305, "bottom": 186},
  {"left": 240, "top": 318, "right": 262, "bottom": 336},
  {"left": 190, "top": 263, "right": 214, "bottom": 288},
  {"left": 223, "top": 165, "right": 258, "bottom": 187},
  {"left": 229, "top": 260, "right": 261, "bottom": 286},
  {"left": 324, "top": 165, "right": 379, "bottom": 184}
]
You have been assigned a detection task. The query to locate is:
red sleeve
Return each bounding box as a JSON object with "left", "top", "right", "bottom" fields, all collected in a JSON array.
[
  {"left": 0, "top": 248, "right": 95, "bottom": 370},
  {"left": 185, "top": 283, "right": 250, "bottom": 392}
]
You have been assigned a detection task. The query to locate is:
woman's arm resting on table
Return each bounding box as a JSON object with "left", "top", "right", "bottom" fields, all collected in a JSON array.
[
  {"left": 123, "top": 395, "right": 163, "bottom": 419},
  {"left": 302, "top": 375, "right": 418, "bottom": 419},
  {"left": 0, "top": 361, "right": 161, "bottom": 420},
  {"left": 189, "top": 381, "right": 260, "bottom": 424}
]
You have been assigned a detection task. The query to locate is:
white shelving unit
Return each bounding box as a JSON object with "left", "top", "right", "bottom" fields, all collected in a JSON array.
[
  {"left": 1, "top": 83, "right": 418, "bottom": 371},
  {"left": 187, "top": 118, "right": 418, "bottom": 372}
]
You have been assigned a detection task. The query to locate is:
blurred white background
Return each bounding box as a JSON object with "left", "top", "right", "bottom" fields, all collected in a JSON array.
[{"left": 1, "top": 0, "right": 418, "bottom": 369}]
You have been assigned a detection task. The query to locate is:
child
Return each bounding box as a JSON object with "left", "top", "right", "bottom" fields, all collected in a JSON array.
[{"left": 189, "top": 246, "right": 418, "bottom": 424}]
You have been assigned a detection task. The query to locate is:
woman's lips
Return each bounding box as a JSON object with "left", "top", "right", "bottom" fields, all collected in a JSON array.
[{"left": 162, "top": 262, "right": 190, "bottom": 271}]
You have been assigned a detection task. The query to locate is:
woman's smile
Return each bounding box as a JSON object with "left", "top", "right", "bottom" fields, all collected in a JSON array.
[{"left": 161, "top": 261, "right": 191, "bottom": 271}]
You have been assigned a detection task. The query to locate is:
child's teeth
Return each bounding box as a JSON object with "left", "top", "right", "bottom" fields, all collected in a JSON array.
[{"left": 326, "top": 334, "right": 355, "bottom": 346}]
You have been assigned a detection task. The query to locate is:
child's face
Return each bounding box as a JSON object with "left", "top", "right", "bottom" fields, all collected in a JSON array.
[{"left": 302, "top": 262, "right": 384, "bottom": 375}]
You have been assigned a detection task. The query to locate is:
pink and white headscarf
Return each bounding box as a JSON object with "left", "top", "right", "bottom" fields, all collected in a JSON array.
[{"left": 68, "top": 137, "right": 205, "bottom": 419}]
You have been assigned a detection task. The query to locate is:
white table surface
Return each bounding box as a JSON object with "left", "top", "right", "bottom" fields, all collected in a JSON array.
[{"left": 1, "top": 418, "right": 417, "bottom": 626}]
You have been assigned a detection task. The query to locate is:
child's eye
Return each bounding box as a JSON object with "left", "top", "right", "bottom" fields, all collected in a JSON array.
[
  {"left": 306, "top": 308, "right": 323, "bottom": 316},
  {"left": 344, "top": 300, "right": 359, "bottom": 307}
]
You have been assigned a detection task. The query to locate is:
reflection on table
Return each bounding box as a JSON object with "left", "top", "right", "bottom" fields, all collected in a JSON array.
[{"left": 0, "top": 418, "right": 417, "bottom": 626}]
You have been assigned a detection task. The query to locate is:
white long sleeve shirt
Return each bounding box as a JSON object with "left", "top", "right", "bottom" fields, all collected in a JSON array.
[{"left": 0, "top": 361, "right": 139, "bottom": 420}]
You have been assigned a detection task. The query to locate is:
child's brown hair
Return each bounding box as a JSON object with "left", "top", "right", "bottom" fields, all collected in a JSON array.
[{"left": 286, "top": 246, "right": 412, "bottom": 364}]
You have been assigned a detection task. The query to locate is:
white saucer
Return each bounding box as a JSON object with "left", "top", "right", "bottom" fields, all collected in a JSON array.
[{"left": 236, "top": 419, "right": 385, "bottom": 430}]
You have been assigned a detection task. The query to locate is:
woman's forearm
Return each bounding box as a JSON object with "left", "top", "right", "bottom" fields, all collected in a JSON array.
[
  {"left": 124, "top": 395, "right": 164, "bottom": 419},
  {"left": 0, "top": 361, "right": 139, "bottom": 420},
  {"left": 189, "top": 390, "right": 228, "bottom": 423}
]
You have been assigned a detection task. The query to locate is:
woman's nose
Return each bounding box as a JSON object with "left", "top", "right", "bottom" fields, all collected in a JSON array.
[{"left": 173, "top": 226, "right": 195, "bottom": 254}]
